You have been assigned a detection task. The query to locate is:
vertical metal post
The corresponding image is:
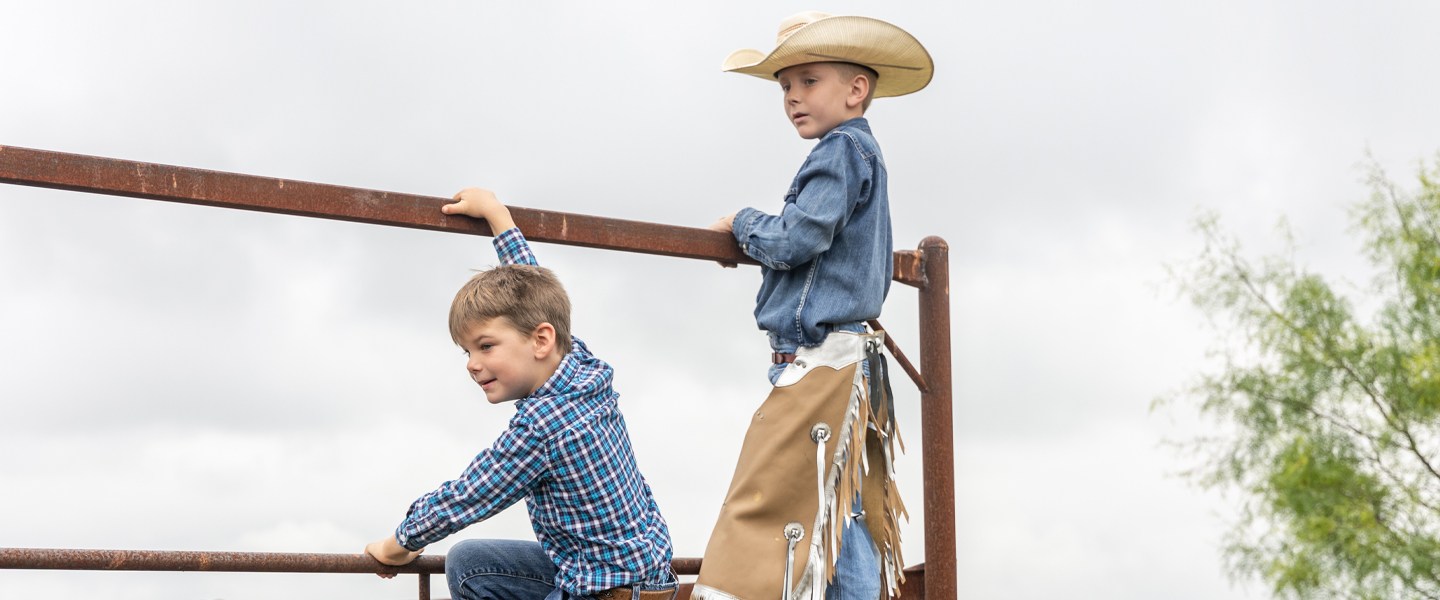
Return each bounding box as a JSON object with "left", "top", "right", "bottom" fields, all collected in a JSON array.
[
  {"left": 419, "top": 572, "right": 431, "bottom": 600},
  {"left": 917, "top": 236, "right": 955, "bottom": 600}
]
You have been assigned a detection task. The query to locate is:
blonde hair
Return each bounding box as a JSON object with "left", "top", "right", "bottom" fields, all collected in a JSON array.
[
  {"left": 449, "top": 264, "right": 573, "bottom": 355},
  {"left": 830, "top": 62, "right": 879, "bottom": 112}
]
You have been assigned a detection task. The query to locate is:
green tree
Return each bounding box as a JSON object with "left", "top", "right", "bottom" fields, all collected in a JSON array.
[{"left": 1168, "top": 156, "right": 1440, "bottom": 599}]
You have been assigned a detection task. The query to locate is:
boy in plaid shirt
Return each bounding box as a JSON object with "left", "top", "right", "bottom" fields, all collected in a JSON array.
[{"left": 365, "top": 188, "right": 677, "bottom": 600}]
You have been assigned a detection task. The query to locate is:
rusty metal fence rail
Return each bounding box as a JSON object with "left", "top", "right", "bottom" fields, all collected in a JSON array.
[
  {"left": 0, "top": 145, "right": 954, "bottom": 600},
  {"left": 0, "top": 548, "right": 706, "bottom": 600}
]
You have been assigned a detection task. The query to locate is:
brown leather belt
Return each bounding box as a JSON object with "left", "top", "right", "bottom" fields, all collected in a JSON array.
[
  {"left": 593, "top": 587, "right": 677, "bottom": 600},
  {"left": 771, "top": 352, "right": 797, "bottom": 364}
]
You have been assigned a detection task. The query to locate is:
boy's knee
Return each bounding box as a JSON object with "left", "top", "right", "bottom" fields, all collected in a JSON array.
[
  {"left": 448, "top": 539, "right": 524, "bottom": 574},
  {"left": 445, "top": 539, "right": 557, "bottom": 600},
  {"left": 449, "top": 538, "right": 502, "bottom": 562}
]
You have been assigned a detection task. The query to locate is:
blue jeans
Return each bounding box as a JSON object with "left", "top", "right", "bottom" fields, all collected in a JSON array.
[
  {"left": 446, "top": 539, "right": 677, "bottom": 600},
  {"left": 827, "top": 510, "right": 882, "bottom": 600}
]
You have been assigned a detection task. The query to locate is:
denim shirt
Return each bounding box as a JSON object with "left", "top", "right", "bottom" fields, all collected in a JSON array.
[{"left": 732, "top": 118, "right": 892, "bottom": 353}]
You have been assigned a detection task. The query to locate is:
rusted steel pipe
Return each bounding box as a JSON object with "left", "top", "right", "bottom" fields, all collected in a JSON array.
[
  {"left": 0, "top": 547, "right": 443, "bottom": 574},
  {"left": 916, "top": 237, "right": 955, "bottom": 600},
  {"left": 891, "top": 563, "right": 925, "bottom": 600},
  {"left": 669, "top": 557, "right": 702, "bottom": 575},
  {"left": 0, "top": 145, "right": 926, "bottom": 288},
  {"left": 0, "top": 548, "right": 704, "bottom": 576},
  {"left": 867, "top": 319, "right": 928, "bottom": 393},
  {"left": 420, "top": 572, "right": 431, "bottom": 600},
  {"left": 892, "top": 249, "right": 927, "bottom": 289}
]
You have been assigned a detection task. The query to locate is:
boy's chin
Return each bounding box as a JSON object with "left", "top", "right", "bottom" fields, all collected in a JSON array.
[
  {"left": 793, "top": 124, "right": 829, "bottom": 140},
  {"left": 483, "top": 392, "right": 519, "bottom": 404}
]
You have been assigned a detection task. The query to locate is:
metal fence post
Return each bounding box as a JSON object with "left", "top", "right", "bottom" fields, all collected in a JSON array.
[{"left": 917, "top": 236, "right": 955, "bottom": 600}]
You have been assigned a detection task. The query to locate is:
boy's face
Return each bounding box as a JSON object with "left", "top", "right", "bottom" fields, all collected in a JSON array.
[
  {"left": 458, "top": 317, "right": 557, "bottom": 404},
  {"left": 776, "top": 63, "right": 866, "bottom": 140}
]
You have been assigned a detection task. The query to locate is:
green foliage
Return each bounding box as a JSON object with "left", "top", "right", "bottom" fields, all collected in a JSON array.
[{"left": 1168, "top": 155, "right": 1440, "bottom": 599}]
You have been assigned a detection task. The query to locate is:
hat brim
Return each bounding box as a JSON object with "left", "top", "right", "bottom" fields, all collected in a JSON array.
[{"left": 722, "top": 16, "right": 933, "bottom": 99}]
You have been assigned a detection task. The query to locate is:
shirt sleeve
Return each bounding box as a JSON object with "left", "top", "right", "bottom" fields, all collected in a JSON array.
[
  {"left": 493, "top": 227, "right": 540, "bottom": 266},
  {"left": 731, "top": 132, "right": 872, "bottom": 270},
  {"left": 393, "top": 419, "right": 547, "bottom": 550}
]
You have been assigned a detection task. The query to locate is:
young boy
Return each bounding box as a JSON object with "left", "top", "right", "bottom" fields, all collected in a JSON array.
[
  {"left": 365, "top": 188, "right": 677, "bottom": 600},
  {"left": 693, "top": 12, "right": 932, "bottom": 600}
]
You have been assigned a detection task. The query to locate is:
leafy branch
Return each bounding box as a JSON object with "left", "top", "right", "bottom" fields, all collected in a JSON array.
[{"left": 1166, "top": 153, "right": 1440, "bottom": 599}]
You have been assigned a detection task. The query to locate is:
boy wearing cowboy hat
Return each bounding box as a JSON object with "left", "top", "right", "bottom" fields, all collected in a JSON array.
[{"left": 697, "top": 11, "right": 932, "bottom": 600}]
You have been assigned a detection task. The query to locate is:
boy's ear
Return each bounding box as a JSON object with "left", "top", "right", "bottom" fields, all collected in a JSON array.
[
  {"left": 531, "top": 323, "right": 557, "bottom": 359},
  {"left": 847, "top": 74, "right": 870, "bottom": 109}
]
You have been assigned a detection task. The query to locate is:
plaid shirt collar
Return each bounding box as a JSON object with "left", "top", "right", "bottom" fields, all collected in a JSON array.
[{"left": 514, "top": 337, "right": 594, "bottom": 410}]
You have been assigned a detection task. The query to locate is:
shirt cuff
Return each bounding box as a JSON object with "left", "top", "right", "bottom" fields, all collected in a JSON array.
[
  {"left": 731, "top": 208, "right": 761, "bottom": 252},
  {"left": 394, "top": 525, "right": 424, "bottom": 552},
  {"left": 493, "top": 227, "right": 524, "bottom": 249}
]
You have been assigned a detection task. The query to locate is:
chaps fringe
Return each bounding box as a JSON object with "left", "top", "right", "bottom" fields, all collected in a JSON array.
[{"left": 791, "top": 344, "right": 908, "bottom": 600}]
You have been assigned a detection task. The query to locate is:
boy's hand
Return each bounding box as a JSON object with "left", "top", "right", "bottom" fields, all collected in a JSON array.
[
  {"left": 443, "top": 187, "right": 517, "bottom": 233},
  {"left": 364, "top": 535, "right": 424, "bottom": 578},
  {"left": 707, "top": 212, "right": 739, "bottom": 268}
]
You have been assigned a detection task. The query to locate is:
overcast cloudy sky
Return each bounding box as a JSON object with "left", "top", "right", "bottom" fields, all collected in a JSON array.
[{"left": 3, "top": 1, "right": 1440, "bottom": 599}]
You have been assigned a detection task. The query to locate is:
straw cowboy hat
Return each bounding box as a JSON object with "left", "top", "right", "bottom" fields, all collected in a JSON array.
[{"left": 722, "top": 11, "right": 934, "bottom": 99}]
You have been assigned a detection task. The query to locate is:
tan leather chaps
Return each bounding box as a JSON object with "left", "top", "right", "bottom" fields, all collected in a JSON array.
[{"left": 693, "top": 332, "right": 906, "bottom": 600}]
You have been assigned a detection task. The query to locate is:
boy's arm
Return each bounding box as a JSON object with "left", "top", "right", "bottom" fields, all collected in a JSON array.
[
  {"left": 385, "top": 423, "right": 547, "bottom": 552},
  {"left": 444, "top": 187, "right": 539, "bottom": 266},
  {"left": 364, "top": 189, "right": 546, "bottom": 568},
  {"left": 725, "top": 134, "right": 870, "bottom": 270}
]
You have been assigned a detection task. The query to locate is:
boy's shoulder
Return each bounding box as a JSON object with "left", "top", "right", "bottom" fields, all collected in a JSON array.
[
  {"left": 509, "top": 338, "right": 618, "bottom": 438},
  {"left": 829, "top": 117, "right": 874, "bottom": 138},
  {"left": 814, "top": 118, "right": 882, "bottom": 163}
]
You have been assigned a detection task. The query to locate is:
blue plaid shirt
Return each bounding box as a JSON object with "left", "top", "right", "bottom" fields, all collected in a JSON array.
[{"left": 395, "top": 228, "right": 675, "bottom": 594}]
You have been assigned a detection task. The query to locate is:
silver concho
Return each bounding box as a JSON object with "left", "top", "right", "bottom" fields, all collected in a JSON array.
[
  {"left": 782, "top": 521, "right": 805, "bottom": 600},
  {"left": 810, "top": 422, "right": 831, "bottom": 443}
]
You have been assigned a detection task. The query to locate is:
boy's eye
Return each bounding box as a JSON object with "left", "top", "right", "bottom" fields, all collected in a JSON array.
[
  {"left": 480, "top": 344, "right": 494, "bottom": 351},
  {"left": 805, "top": 78, "right": 817, "bottom": 85}
]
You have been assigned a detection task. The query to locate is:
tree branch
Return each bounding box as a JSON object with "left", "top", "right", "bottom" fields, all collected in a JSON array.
[{"left": 1221, "top": 244, "right": 1440, "bottom": 487}]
